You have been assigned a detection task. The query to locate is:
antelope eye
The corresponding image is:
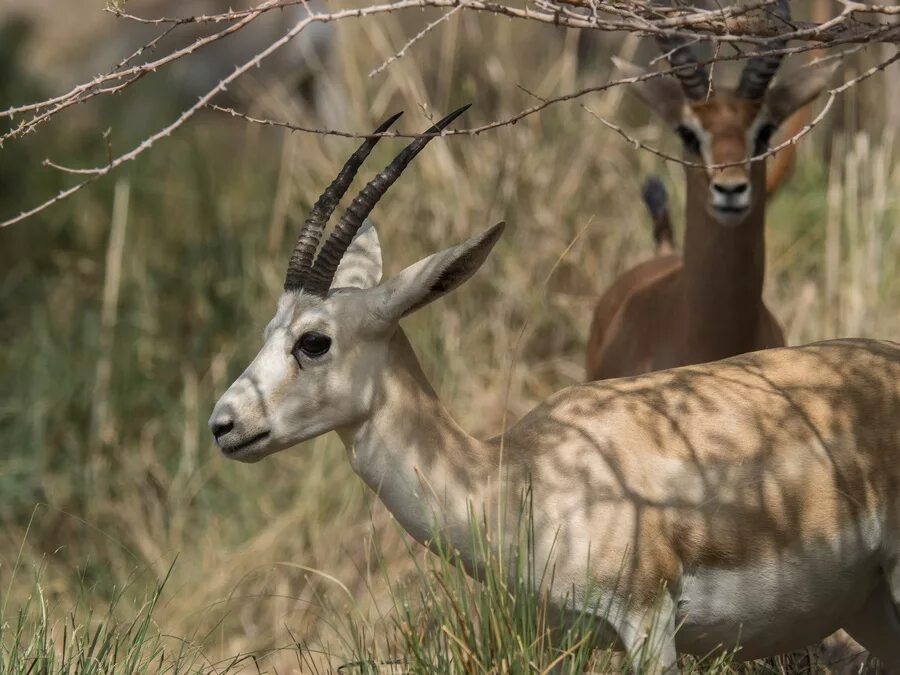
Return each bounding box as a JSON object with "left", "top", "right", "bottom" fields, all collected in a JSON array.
[
  {"left": 294, "top": 331, "right": 332, "bottom": 360},
  {"left": 754, "top": 123, "right": 777, "bottom": 155},
  {"left": 676, "top": 125, "right": 702, "bottom": 156}
]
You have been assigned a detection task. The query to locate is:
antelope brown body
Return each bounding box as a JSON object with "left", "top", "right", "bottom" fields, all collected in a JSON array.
[{"left": 585, "top": 4, "right": 837, "bottom": 380}]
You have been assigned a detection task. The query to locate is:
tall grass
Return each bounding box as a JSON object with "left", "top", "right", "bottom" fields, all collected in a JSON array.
[
  {"left": 1, "top": 2, "right": 898, "bottom": 672},
  {"left": 0, "top": 561, "right": 256, "bottom": 674}
]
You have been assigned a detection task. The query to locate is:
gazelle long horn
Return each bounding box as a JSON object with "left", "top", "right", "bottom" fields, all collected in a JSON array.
[
  {"left": 652, "top": 0, "right": 708, "bottom": 101},
  {"left": 304, "top": 104, "right": 471, "bottom": 296},
  {"left": 736, "top": 0, "right": 790, "bottom": 100},
  {"left": 283, "top": 111, "right": 403, "bottom": 292},
  {"left": 656, "top": 33, "right": 710, "bottom": 101}
]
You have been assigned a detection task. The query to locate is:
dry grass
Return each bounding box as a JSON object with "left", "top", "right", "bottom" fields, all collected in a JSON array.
[{"left": 1, "top": 2, "right": 899, "bottom": 672}]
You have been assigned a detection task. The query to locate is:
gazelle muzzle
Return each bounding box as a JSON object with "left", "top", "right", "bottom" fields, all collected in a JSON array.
[{"left": 709, "top": 176, "right": 752, "bottom": 223}]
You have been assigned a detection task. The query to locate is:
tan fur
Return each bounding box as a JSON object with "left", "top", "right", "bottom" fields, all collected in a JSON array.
[
  {"left": 210, "top": 106, "right": 883, "bottom": 672},
  {"left": 351, "top": 332, "right": 900, "bottom": 671},
  {"left": 585, "top": 254, "right": 682, "bottom": 376},
  {"left": 689, "top": 98, "right": 762, "bottom": 180},
  {"left": 586, "top": 160, "right": 785, "bottom": 378}
]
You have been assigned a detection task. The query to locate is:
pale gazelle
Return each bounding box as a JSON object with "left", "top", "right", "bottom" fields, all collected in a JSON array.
[
  {"left": 585, "top": 0, "right": 838, "bottom": 380},
  {"left": 209, "top": 109, "right": 900, "bottom": 673}
]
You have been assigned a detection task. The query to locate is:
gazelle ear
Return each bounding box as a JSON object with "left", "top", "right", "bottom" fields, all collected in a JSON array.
[
  {"left": 331, "top": 219, "right": 383, "bottom": 290},
  {"left": 368, "top": 222, "right": 505, "bottom": 324},
  {"left": 765, "top": 61, "right": 838, "bottom": 126},
  {"left": 613, "top": 57, "right": 685, "bottom": 128}
]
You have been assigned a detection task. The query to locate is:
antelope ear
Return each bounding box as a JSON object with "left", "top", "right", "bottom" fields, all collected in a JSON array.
[
  {"left": 765, "top": 61, "right": 839, "bottom": 126},
  {"left": 367, "top": 222, "right": 505, "bottom": 324},
  {"left": 331, "top": 219, "right": 383, "bottom": 290},
  {"left": 613, "top": 57, "right": 685, "bottom": 128}
]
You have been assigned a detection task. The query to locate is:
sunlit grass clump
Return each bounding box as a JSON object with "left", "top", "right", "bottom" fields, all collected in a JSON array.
[
  {"left": 337, "top": 507, "right": 603, "bottom": 675},
  {"left": 0, "top": 568, "right": 251, "bottom": 675}
]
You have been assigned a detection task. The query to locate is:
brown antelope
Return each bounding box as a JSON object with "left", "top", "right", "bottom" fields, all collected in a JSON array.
[
  {"left": 585, "top": 12, "right": 837, "bottom": 381},
  {"left": 209, "top": 109, "right": 900, "bottom": 673}
]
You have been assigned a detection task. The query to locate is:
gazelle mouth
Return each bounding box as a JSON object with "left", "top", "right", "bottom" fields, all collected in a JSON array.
[
  {"left": 714, "top": 204, "right": 749, "bottom": 214},
  {"left": 220, "top": 431, "right": 271, "bottom": 459},
  {"left": 711, "top": 203, "right": 751, "bottom": 225}
]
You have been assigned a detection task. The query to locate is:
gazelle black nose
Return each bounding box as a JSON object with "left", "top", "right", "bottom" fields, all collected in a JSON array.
[
  {"left": 712, "top": 182, "right": 748, "bottom": 196},
  {"left": 211, "top": 418, "right": 234, "bottom": 440}
]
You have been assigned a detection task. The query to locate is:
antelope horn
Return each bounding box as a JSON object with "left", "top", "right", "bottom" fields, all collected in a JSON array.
[
  {"left": 656, "top": 33, "right": 710, "bottom": 100},
  {"left": 653, "top": 0, "right": 709, "bottom": 101},
  {"left": 736, "top": 0, "right": 791, "bottom": 100},
  {"left": 304, "top": 104, "right": 470, "bottom": 296},
  {"left": 283, "top": 111, "right": 403, "bottom": 292}
]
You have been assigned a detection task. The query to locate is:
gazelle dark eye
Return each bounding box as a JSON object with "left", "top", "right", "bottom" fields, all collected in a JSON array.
[
  {"left": 294, "top": 331, "right": 331, "bottom": 361},
  {"left": 754, "top": 122, "right": 777, "bottom": 155},
  {"left": 676, "top": 125, "right": 702, "bottom": 156}
]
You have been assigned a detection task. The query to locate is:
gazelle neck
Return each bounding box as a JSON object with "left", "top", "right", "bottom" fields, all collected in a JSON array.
[
  {"left": 682, "top": 160, "right": 767, "bottom": 361},
  {"left": 337, "top": 328, "right": 503, "bottom": 564}
]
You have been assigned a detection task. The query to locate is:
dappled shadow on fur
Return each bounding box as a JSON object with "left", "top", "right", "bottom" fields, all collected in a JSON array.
[{"left": 380, "top": 336, "right": 900, "bottom": 667}]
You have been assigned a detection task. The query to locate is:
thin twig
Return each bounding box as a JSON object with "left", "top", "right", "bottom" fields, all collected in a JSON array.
[
  {"left": 3, "top": 0, "right": 900, "bottom": 226},
  {"left": 369, "top": 3, "right": 467, "bottom": 77},
  {"left": 2, "top": 0, "right": 897, "bottom": 130},
  {"left": 210, "top": 47, "right": 899, "bottom": 174},
  {"left": 0, "top": 0, "right": 277, "bottom": 122}
]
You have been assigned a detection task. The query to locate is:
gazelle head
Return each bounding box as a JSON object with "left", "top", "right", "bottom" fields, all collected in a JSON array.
[
  {"left": 619, "top": 2, "right": 835, "bottom": 225},
  {"left": 208, "top": 107, "right": 504, "bottom": 462}
]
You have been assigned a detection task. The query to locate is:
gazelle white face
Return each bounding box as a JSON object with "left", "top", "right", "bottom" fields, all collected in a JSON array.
[
  {"left": 209, "top": 220, "right": 505, "bottom": 463},
  {"left": 209, "top": 105, "right": 482, "bottom": 462},
  {"left": 209, "top": 289, "right": 388, "bottom": 462},
  {"left": 209, "top": 226, "right": 389, "bottom": 462}
]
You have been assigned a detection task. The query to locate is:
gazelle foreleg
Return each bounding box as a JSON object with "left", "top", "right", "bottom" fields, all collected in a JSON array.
[
  {"left": 842, "top": 581, "right": 900, "bottom": 671},
  {"left": 841, "top": 553, "right": 900, "bottom": 671},
  {"left": 608, "top": 593, "right": 679, "bottom": 675}
]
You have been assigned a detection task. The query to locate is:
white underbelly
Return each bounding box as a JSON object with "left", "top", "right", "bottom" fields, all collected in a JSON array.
[{"left": 675, "top": 546, "right": 880, "bottom": 658}]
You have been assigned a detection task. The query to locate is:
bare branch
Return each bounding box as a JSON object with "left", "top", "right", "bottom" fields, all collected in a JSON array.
[
  {"left": 209, "top": 46, "right": 899, "bottom": 173},
  {"left": 368, "top": 3, "right": 467, "bottom": 77},
  {"left": 2, "top": 0, "right": 900, "bottom": 227}
]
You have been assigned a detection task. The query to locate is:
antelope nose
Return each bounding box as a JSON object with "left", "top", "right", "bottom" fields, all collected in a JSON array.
[
  {"left": 210, "top": 417, "right": 234, "bottom": 441},
  {"left": 712, "top": 182, "right": 748, "bottom": 197}
]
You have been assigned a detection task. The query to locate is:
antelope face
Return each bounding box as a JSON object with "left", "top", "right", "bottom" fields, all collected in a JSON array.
[
  {"left": 209, "top": 105, "right": 502, "bottom": 463},
  {"left": 208, "top": 245, "right": 390, "bottom": 462},
  {"left": 616, "top": 5, "right": 836, "bottom": 227},
  {"left": 208, "top": 215, "right": 504, "bottom": 464},
  {"left": 675, "top": 98, "right": 773, "bottom": 225}
]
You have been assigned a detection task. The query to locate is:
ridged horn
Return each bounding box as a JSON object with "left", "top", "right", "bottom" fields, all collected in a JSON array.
[
  {"left": 736, "top": 0, "right": 790, "bottom": 100},
  {"left": 656, "top": 33, "right": 710, "bottom": 101},
  {"left": 651, "top": 0, "right": 709, "bottom": 100},
  {"left": 283, "top": 111, "right": 403, "bottom": 292},
  {"left": 303, "top": 104, "right": 470, "bottom": 296}
]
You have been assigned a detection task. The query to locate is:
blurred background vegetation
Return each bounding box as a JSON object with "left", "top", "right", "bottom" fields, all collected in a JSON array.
[{"left": 1, "top": 0, "right": 899, "bottom": 671}]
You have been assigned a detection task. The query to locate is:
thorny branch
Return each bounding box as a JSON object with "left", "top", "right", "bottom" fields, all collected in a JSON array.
[
  {"left": 368, "top": 2, "right": 469, "bottom": 77},
  {"left": 1, "top": 0, "right": 898, "bottom": 227},
  {"left": 578, "top": 47, "right": 900, "bottom": 170}
]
